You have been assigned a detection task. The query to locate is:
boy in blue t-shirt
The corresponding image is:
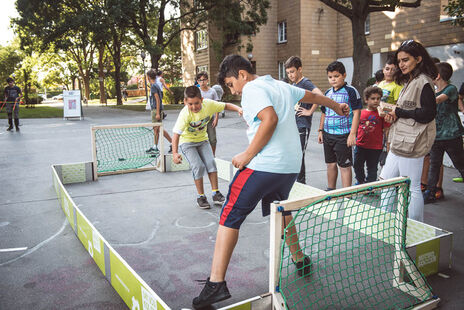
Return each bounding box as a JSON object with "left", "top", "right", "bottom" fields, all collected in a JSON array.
[
  {"left": 285, "top": 56, "right": 323, "bottom": 184},
  {"left": 192, "top": 55, "right": 349, "bottom": 309},
  {"left": 318, "top": 61, "right": 362, "bottom": 190},
  {"left": 3, "top": 77, "right": 22, "bottom": 131}
]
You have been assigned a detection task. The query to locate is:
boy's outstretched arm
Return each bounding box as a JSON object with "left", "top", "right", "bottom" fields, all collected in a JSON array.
[
  {"left": 172, "top": 133, "right": 182, "bottom": 164},
  {"left": 301, "top": 91, "right": 349, "bottom": 116},
  {"left": 224, "top": 102, "right": 243, "bottom": 116},
  {"left": 232, "top": 106, "right": 277, "bottom": 170}
]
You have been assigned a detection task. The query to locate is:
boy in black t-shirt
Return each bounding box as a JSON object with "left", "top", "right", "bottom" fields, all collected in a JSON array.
[
  {"left": 285, "top": 56, "right": 323, "bottom": 184},
  {"left": 3, "top": 77, "right": 22, "bottom": 131}
]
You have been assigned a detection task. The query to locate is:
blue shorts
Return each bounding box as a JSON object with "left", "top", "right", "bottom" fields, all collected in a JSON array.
[{"left": 219, "top": 168, "right": 298, "bottom": 229}]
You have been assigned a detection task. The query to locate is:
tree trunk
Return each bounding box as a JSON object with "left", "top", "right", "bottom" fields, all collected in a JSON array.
[
  {"left": 112, "top": 33, "right": 123, "bottom": 106},
  {"left": 150, "top": 53, "right": 161, "bottom": 71},
  {"left": 83, "top": 73, "right": 91, "bottom": 102},
  {"left": 350, "top": 2, "right": 372, "bottom": 95},
  {"left": 98, "top": 45, "right": 107, "bottom": 105},
  {"left": 23, "top": 70, "right": 29, "bottom": 104}
]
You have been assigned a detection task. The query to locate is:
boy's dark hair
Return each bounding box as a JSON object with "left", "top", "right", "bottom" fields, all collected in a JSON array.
[
  {"left": 385, "top": 56, "right": 396, "bottom": 66},
  {"left": 326, "top": 61, "right": 346, "bottom": 74},
  {"left": 147, "top": 69, "right": 157, "bottom": 80},
  {"left": 156, "top": 70, "right": 163, "bottom": 76},
  {"left": 196, "top": 71, "right": 208, "bottom": 81},
  {"left": 374, "top": 70, "right": 384, "bottom": 83},
  {"left": 184, "top": 85, "right": 202, "bottom": 99},
  {"left": 436, "top": 62, "right": 453, "bottom": 82},
  {"left": 393, "top": 40, "right": 438, "bottom": 85},
  {"left": 363, "top": 86, "right": 383, "bottom": 100},
  {"left": 217, "top": 55, "right": 253, "bottom": 86},
  {"left": 284, "top": 56, "right": 302, "bottom": 69},
  {"left": 6, "top": 77, "right": 14, "bottom": 83}
]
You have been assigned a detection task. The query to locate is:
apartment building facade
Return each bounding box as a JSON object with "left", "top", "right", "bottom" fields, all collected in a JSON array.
[{"left": 181, "top": 0, "right": 464, "bottom": 90}]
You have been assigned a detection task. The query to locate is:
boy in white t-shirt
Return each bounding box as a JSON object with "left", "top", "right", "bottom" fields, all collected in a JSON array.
[
  {"left": 197, "top": 71, "right": 220, "bottom": 155},
  {"left": 192, "top": 55, "right": 349, "bottom": 309},
  {"left": 172, "top": 86, "right": 242, "bottom": 209}
]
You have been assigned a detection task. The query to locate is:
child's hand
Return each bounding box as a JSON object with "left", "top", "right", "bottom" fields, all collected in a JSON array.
[
  {"left": 318, "top": 131, "right": 323, "bottom": 144},
  {"left": 232, "top": 151, "right": 252, "bottom": 170},
  {"left": 347, "top": 133, "right": 356, "bottom": 147},
  {"left": 155, "top": 113, "right": 161, "bottom": 121},
  {"left": 296, "top": 106, "right": 312, "bottom": 117},
  {"left": 237, "top": 108, "right": 243, "bottom": 117},
  {"left": 173, "top": 153, "right": 182, "bottom": 164},
  {"left": 212, "top": 116, "right": 218, "bottom": 128}
]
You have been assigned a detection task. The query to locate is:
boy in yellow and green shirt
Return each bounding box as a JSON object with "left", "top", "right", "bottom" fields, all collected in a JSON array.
[
  {"left": 377, "top": 57, "right": 403, "bottom": 105},
  {"left": 172, "top": 86, "right": 242, "bottom": 209}
]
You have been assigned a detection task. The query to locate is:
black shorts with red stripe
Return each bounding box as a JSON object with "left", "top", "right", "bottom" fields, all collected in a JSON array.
[{"left": 219, "top": 168, "right": 298, "bottom": 229}]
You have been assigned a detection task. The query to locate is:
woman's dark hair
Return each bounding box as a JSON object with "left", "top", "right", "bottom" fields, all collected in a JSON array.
[
  {"left": 184, "top": 85, "right": 202, "bottom": 99},
  {"left": 217, "top": 55, "right": 253, "bottom": 86},
  {"left": 393, "top": 40, "right": 438, "bottom": 85}
]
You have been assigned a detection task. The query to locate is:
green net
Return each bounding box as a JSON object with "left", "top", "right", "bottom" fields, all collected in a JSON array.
[
  {"left": 95, "top": 126, "right": 158, "bottom": 173},
  {"left": 278, "top": 180, "right": 434, "bottom": 309}
]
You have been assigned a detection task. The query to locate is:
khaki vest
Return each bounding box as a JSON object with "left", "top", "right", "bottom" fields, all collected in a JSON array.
[{"left": 389, "top": 74, "right": 436, "bottom": 158}]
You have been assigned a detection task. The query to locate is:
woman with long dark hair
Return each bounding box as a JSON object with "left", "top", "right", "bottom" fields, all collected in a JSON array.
[{"left": 380, "top": 40, "right": 438, "bottom": 222}]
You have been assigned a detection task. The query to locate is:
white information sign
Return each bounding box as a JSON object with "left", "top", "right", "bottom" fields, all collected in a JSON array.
[{"left": 63, "top": 90, "right": 83, "bottom": 120}]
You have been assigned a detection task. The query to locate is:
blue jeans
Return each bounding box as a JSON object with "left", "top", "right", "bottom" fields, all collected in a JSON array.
[{"left": 353, "top": 146, "right": 382, "bottom": 184}]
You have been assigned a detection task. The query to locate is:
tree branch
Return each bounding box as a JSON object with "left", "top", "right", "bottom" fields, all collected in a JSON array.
[{"left": 319, "top": 0, "right": 353, "bottom": 19}]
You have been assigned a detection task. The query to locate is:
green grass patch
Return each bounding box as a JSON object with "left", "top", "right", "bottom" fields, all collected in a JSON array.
[{"left": 0, "top": 106, "right": 63, "bottom": 118}]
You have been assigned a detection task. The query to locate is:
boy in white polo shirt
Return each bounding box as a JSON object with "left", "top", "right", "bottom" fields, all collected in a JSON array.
[{"left": 192, "top": 55, "right": 349, "bottom": 309}]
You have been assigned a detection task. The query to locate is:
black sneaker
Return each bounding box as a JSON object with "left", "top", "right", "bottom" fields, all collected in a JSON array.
[
  {"left": 292, "top": 255, "right": 311, "bottom": 277},
  {"left": 423, "top": 190, "right": 436, "bottom": 204},
  {"left": 6, "top": 126, "right": 13, "bottom": 131},
  {"left": 197, "top": 196, "right": 211, "bottom": 209},
  {"left": 192, "top": 278, "right": 231, "bottom": 309},
  {"left": 15, "top": 127, "right": 20, "bottom": 132},
  {"left": 212, "top": 191, "right": 225, "bottom": 206}
]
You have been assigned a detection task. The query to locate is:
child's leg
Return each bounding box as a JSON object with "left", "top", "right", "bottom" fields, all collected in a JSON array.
[
  {"left": 210, "top": 225, "right": 239, "bottom": 282},
  {"left": 421, "top": 154, "right": 430, "bottom": 187},
  {"left": 353, "top": 146, "right": 366, "bottom": 184},
  {"left": 207, "top": 119, "right": 217, "bottom": 156},
  {"left": 339, "top": 166, "right": 352, "bottom": 188},
  {"left": 298, "top": 127, "right": 310, "bottom": 184},
  {"left": 194, "top": 177, "right": 205, "bottom": 195},
  {"left": 427, "top": 141, "right": 445, "bottom": 193},
  {"left": 13, "top": 106, "right": 19, "bottom": 129},
  {"left": 197, "top": 140, "right": 219, "bottom": 190},
  {"left": 154, "top": 126, "right": 160, "bottom": 145},
  {"left": 163, "top": 130, "right": 172, "bottom": 143},
  {"left": 327, "top": 163, "right": 338, "bottom": 189},
  {"left": 283, "top": 214, "right": 305, "bottom": 261},
  {"left": 7, "top": 112, "right": 13, "bottom": 129},
  {"left": 179, "top": 142, "right": 206, "bottom": 194},
  {"left": 365, "top": 148, "right": 382, "bottom": 183},
  {"left": 207, "top": 172, "right": 219, "bottom": 191},
  {"left": 444, "top": 137, "right": 464, "bottom": 179}
]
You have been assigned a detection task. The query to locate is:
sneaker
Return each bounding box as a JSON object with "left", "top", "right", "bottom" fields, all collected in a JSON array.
[
  {"left": 435, "top": 187, "right": 444, "bottom": 200},
  {"left": 197, "top": 196, "right": 211, "bottom": 209},
  {"left": 6, "top": 126, "right": 13, "bottom": 131},
  {"left": 15, "top": 127, "right": 20, "bottom": 132},
  {"left": 192, "top": 278, "right": 231, "bottom": 309},
  {"left": 453, "top": 177, "right": 463, "bottom": 183},
  {"left": 292, "top": 255, "right": 311, "bottom": 277},
  {"left": 212, "top": 191, "right": 225, "bottom": 206},
  {"left": 423, "top": 190, "right": 436, "bottom": 204},
  {"left": 145, "top": 147, "right": 160, "bottom": 155},
  {"left": 420, "top": 183, "right": 427, "bottom": 192}
]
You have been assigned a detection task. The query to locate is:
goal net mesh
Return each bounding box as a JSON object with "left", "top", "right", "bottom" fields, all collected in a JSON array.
[{"left": 278, "top": 180, "right": 433, "bottom": 309}]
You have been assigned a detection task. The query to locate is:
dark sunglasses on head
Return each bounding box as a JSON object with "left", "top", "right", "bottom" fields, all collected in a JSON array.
[{"left": 400, "top": 39, "right": 414, "bottom": 47}]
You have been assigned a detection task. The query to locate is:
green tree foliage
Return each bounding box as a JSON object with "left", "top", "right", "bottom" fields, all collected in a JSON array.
[
  {"left": 0, "top": 42, "right": 22, "bottom": 83},
  {"left": 126, "top": 0, "right": 269, "bottom": 69},
  {"left": 444, "top": 0, "right": 464, "bottom": 26},
  {"left": 319, "top": 0, "right": 421, "bottom": 92}
]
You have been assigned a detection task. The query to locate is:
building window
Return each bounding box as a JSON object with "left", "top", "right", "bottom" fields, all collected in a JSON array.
[
  {"left": 196, "top": 65, "right": 208, "bottom": 74},
  {"left": 196, "top": 30, "right": 208, "bottom": 50},
  {"left": 278, "top": 62, "right": 286, "bottom": 80},
  {"left": 365, "top": 14, "right": 370, "bottom": 35},
  {"left": 278, "top": 21, "right": 287, "bottom": 43}
]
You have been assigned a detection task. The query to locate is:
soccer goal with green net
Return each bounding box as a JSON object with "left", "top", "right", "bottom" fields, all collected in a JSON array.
[
  {"left": 270, "top": 177, "right": 439, "bottom": 310},
  {"left": 91, "top": 123, "right": 165, "bottom": 179}
]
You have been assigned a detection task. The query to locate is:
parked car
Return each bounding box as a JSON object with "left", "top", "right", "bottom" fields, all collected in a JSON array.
[
  {"left": 52, "top": 94, "right": 63, "bottom": 100},
  {"left": 38, "top": 94, "right": 47, "bottom": 100}
]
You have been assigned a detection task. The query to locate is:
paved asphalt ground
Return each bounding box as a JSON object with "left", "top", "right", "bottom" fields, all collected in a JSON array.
[{"left": 0, "top": 104, "right": 463, "bottom": 309}]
